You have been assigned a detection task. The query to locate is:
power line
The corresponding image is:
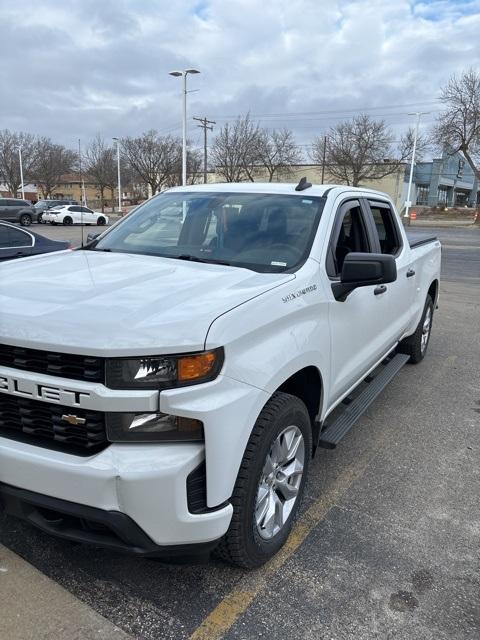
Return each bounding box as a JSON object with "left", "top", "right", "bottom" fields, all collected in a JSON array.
[
  {"left": 209, "top": 101, "right": 441, "bottom": 120},
  {"left": 193, "top": 116, "right": 216, "bottom": 183}
]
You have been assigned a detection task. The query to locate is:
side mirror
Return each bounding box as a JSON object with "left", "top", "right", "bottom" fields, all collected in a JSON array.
[
  {"left": 86, "top": 232, "right": 100, "bottom": 244},
  {"left": 332, "top": 252, "right": 397, "bottom": 301}
]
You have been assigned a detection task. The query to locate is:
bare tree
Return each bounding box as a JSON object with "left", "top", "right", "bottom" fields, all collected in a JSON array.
[
  {"left": 0, "top": 130, "right": 37, "bottom": 197},
  {"left": 256, "top": 128, "right": 301, "bottom": 181},
  {"left": 434, "top": 68, "right": 480, "bottom": 180},
  {"left": 120, "top": 130, "right": 178, "bottom": 194},
  {"left": 163, "top": 141, "right": 203, "bottom": 187},
  {"left": 30, "top": 139, "right": 76, "bottom": 199},
  {"left": 84, "top": 135, "right": 117, "bottom": 212},
  {"left": 311, "top": 115, "right": 415, "bottom": 187},
  {"left": 211, "top": 115, "right": 262, "bottom": 182}
]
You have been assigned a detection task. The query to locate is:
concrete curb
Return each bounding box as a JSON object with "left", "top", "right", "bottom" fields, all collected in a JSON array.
[{"left": 0, "top": 544, "right": 131, "bottom": 640}]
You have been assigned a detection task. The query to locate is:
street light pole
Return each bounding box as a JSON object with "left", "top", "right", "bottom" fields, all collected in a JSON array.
[
  {"left": 113, "top": 137, "right": 121, "bottom": 213},
  {"left": 404, "top": 111, "right": 430, "bottom": 219},
  {"left": 18, "top": 146, "right": 25, "bottom": 199},
  {"left": 169, "top": 69, "right": 200, "bottom": 186}
]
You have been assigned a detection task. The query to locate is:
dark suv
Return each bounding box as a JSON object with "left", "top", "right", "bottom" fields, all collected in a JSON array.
[
  {"left": 34, "top": 199, "right": 79, "bottom": 223},
  {"left": 0, "top": 198, "right": 36, "bottom": 226}
]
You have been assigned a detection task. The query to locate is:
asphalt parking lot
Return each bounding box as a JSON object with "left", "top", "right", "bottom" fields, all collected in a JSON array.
[{"left": 1, "top": 224, "right": 479, "bottom": 640}]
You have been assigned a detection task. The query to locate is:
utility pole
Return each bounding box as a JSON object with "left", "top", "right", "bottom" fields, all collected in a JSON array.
[
  {"left": 404, "top": 111, "right": 430, "bottom": 219},
  {"left": 78, "top": 138, "right": 86, "bottom": 206},
  {"left": 321, "top": 135, "right": 327, "bottom": 185},
  {"left": 194, "top": 116, "right": 216, "bottom": 183},
  {"left": 18, "top": 146, "right": 25, "bottom": 199}
]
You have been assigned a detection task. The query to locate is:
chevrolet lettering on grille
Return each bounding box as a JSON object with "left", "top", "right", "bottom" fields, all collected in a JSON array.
[{"left": 0, "top": 375, "right": 90, "bottom": 406}]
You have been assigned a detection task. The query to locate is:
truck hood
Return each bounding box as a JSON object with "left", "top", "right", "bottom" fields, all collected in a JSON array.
[{"left": 0, "top": 250, "right": 294, "bottom": 355}]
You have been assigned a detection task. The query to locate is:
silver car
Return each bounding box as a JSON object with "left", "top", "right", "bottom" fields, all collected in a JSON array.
[{"left": 0, "top": 198, "right": 36, "bottom": 226}]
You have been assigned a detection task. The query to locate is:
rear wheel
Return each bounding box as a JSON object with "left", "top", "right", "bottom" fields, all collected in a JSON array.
[
  {"left": 63, "top": 216, "right": 73, "bottom": 226},
  {"left": 216, "top": 392, "right": 311, "bottom": 568},
  {"left": 19, "top": 214, "right": 32, "bottom": 226},
  {"left": 398, "top": 294, "right": 434, "bottom": 364},
  {"left": 97, "top": 216, "right": 106, "bottom": 226}
]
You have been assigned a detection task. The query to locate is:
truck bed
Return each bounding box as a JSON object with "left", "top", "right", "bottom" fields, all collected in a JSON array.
[{"left": 406, "top": 231, "right": 438, "bottom": 249}]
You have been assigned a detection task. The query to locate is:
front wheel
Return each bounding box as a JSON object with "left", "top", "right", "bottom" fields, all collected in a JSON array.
[
  {"left": 398, "top": 294, "right": 434, "bottom": 364},
  {"left": 63, "top": 216, "right": 73, "bottom": 226},
  {"left": 216, "top": 392, "right": 312, "bottom": 568},
  {"left": 19, "top": 214, "right": 32, "bottom": 226},
  {"left": 97, "top": 216, "right": 106, "bottom": 226}
]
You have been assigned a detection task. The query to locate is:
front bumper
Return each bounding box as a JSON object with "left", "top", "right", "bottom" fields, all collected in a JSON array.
[
  {"left": 0, "top": 482, "right": 220, "bottom": 558},
  {"left": 0, "top": 436, "right": 232, "bottom": 547}
]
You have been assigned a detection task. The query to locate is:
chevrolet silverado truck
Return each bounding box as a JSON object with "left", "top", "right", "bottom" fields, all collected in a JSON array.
[{"left": 0, "top": 181, "right": 441, "bottom": 568}]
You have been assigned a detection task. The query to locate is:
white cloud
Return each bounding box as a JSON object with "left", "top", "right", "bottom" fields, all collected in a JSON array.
[{"left": 0, "top": 0, "right": 478, "bottom": 151}]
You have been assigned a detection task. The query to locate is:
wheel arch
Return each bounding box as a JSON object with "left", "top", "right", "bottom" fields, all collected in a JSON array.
[
  {"left": 428, "top": 279, "right": 439, "bottom": 307},
  {"left": 275, "top": 365, "right": 324, "bottom": 453}
]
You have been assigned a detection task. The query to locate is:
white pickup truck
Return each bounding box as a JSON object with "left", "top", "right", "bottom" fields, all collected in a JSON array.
[{"left": 0, "top": 181, "right": 441, "bottom": 568}]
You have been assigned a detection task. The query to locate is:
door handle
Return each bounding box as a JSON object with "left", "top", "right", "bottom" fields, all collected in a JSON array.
[
  {"left": 406, "top": 268, "right": 416, "bottom": 278},
  {"left": 374, "top": 285, "right": 387, "bottom": 295}
]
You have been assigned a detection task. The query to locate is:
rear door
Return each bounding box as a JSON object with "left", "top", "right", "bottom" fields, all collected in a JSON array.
[
  {"left": 0, "top": 200, "right": 8, "bottom": 221},
  {"left": 0, "top": 224, "right": 33, "bottom": 260},
  {"left": 364, "top": 198, "right": 415, "bottom": 337}
]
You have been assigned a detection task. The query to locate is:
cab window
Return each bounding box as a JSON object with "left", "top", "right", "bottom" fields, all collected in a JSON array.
[{"left": 368, "top": 201, "right": 401, "bottom": 255}]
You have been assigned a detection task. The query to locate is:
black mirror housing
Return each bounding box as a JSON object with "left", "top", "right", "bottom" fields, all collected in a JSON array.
[
  {"left": 332, "top": 252, "right": 397, "bottom": 301},
  {"left": 86, "top": 232, "right": 100, "bottom": 244}
]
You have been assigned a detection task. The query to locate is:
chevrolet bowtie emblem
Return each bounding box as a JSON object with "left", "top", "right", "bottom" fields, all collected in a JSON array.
[{"left": 61, "top": 414, "right": 86, "bottom": 426}]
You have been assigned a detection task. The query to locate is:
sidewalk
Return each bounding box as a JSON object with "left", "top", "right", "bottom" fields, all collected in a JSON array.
[
  {"left": 0, "top": 544, "right": 130, "bottom": 640},
  {"left": 407, "top": 218, "right": 478, "bottom": 228}
]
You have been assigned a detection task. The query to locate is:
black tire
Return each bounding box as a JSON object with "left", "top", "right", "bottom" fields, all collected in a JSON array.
[
  {"left": 398, "top": 294, "right": 434, "bottom": 364},
  {"left": 50, "top": 221, "right": 57, "bottom": 225},
  {"left": 19, "top": 214, "right": 32, "bottom": 226},
  {"left": 215, "top": 392, "right": 312, "bottom": 568},
  {"left": 97, "top": 216, "right": 106, "bottom": 226},
  {"left": 63, "top": 216, "right": 73, "bottom": 226},
  {"left": 37, "top": 213, "right": 43, "bottom": 224}
]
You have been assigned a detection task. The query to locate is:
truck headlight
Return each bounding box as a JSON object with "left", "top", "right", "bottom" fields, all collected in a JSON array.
[
  {"left": 105, "top": 348, "right": 223, "bottom": 389},
  {"left": 106, "top": 412, "right": 204, "bottom": 442}
]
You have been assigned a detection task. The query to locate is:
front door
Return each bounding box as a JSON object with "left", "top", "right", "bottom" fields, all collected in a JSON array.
[{"left": 325, "top": 198, "right": 401, "bottom": 406}]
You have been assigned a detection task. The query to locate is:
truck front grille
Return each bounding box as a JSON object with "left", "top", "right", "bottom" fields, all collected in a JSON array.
[
  {"left": 0, "top": 344, "right": 104, "bottom": 383},
  {"left": 0, "top": 395, "right": 108, "bottom": 455}
]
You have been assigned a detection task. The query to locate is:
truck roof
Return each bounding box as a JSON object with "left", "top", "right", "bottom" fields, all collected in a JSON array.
[{"left": 165, "top": 182, "right": 391, "bottom": 200}]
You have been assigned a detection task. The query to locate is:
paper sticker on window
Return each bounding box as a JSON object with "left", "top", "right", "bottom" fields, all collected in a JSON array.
[
  {"left": 271, "top": 261, "right": 287, "bottom": 266},
  {"left": 302, "top": 199, "right": 313, "bottom": 204}
]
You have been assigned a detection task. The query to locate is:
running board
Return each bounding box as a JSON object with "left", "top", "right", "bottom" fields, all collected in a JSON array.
[{"left": 318, "top": 353, "right": 410, "bottom": 449}]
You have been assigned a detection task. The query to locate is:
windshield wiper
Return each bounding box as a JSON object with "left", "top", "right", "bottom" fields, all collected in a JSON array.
[{"left": 174, "top": 254, "right": 231, "bottom": 266}]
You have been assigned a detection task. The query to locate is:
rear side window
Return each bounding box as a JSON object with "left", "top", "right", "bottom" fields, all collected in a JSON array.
[
  {"left": 0, "top": 225, "right": 9, "bottom": 247},
  {"left": 9, "top": 227, "right": 33, "bottom": 247},
  {"left": 368, "top": 202, "right": 401, "bottom": 255}
]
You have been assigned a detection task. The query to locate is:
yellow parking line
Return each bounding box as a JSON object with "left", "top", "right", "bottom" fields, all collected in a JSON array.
[
  {"left": 190, "top": 354, "right": 457, "bottom": 640},
  {"left": 189, "top": 450, "right": 377, "bottom": 640}
]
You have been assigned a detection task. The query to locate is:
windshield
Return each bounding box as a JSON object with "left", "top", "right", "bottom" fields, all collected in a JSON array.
[{"left": 90, "top": 191, "right": 324, "bottom": 273}]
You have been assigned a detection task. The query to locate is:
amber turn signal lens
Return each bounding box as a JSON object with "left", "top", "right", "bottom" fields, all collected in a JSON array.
[{"left": 178, "top": 351, "right": 217, "bottom": 382}]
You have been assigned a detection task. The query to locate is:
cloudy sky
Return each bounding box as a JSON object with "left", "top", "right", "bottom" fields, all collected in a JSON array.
[{"left": 0, "top": 0, "right": 479, "bottom": 156}]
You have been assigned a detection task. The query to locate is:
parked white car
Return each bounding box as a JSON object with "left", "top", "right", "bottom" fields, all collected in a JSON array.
[{"left": 43, "top": 205, "right": 108, "bottom": 226}]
